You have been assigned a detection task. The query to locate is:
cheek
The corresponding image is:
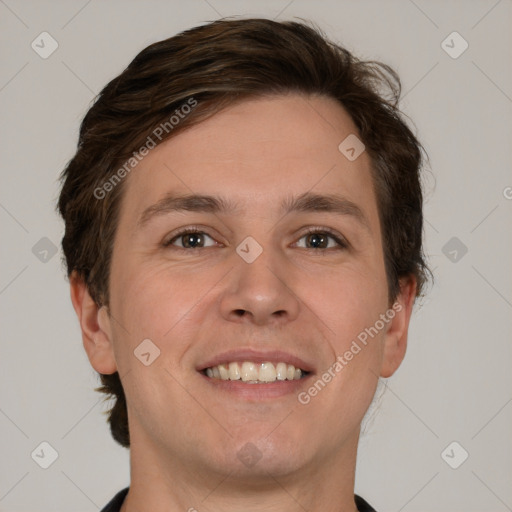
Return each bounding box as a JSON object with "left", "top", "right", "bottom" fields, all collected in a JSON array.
[
  {"left": 297, "top": 262, "right": 387, "bottom": 410},
  {"left": 300, "top": 263, "right": 388, "bottom": 347},
  {"left": 109, "top": 262, "right": 221, "bottom": 366}
]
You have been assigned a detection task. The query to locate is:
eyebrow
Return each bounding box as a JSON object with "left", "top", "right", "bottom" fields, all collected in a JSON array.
[{"left": 137, "top": 192, "right": 370, "bottom": 231}]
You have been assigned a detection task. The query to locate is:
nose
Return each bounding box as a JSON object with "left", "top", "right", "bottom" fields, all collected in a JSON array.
[{"left": 219, "top": 248, "right": 300, "bottom": 326}]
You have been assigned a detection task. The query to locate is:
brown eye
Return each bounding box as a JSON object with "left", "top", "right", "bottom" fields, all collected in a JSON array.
[
  {"left": 296, "top": 230, "right": 346, "bottom": 250},
  {"left": 166, "top": 231, "right": 216, "bottom": 248},
  {"left": 181, "top": 233, "right": 204, "bottom": 248},
  {"left": 305, "top": 233, "right": 329, "bottom": 249}
]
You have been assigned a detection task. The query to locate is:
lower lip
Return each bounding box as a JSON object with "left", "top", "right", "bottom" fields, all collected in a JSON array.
[{"left": 199, "top": 373, "right": 312, "bottom": 400}]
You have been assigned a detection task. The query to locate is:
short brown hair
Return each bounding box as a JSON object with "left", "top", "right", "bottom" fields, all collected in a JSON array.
[{"left": 58, "top": 18, "right": 430, "bottom": 448}]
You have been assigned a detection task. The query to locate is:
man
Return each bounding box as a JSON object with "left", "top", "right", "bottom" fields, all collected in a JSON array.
[{"left": 58, "top": 18, "right": 429, "bottom": 512}]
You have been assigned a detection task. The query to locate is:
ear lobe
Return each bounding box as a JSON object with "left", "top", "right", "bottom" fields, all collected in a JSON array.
[
  {"left": 380, "top": 276, "right": 417, "bottom": 378},
  {"left": 69, "top": 272, "right": 117, "bottom": 375}
]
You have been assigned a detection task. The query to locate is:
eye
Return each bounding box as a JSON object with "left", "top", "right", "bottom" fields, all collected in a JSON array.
[
  {"left": 165, "top": 229, "right": 217, "bottom": 249},
  {"left": 295, "top": 229, "right": 347, "bottom": 250}
]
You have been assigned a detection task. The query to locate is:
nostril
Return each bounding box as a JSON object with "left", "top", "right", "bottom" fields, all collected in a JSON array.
[{"left": 234, "top": 309, "right": 246, "bottom": 317}]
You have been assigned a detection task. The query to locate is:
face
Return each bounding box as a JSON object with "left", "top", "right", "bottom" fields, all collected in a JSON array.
[{"left": 76, "top": 94, "right": 415, "bottom": 483}]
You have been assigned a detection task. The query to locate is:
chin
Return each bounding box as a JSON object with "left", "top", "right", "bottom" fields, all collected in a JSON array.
[
  {"left": 225, "top": 452, "right": 308, "bottom": 486},
  {"left": 226, "top": 432, "right": 312, "bottom": 480}
]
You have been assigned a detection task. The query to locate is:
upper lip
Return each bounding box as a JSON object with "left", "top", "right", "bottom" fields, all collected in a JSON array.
[{"left": 197, "top": 349, "right": 315, "bottom": 373}]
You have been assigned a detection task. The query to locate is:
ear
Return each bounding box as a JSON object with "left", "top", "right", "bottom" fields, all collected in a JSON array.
[
  {"left": 69, "top": 271, "right": 117, "bottom": 374},
  {"left": 380, "top": 276, "right": 417, "bottom": 378}
]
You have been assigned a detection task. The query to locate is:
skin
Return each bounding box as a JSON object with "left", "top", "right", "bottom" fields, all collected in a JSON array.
[{"left": 71, "top": 94, "right": 416, "bottom": 512}]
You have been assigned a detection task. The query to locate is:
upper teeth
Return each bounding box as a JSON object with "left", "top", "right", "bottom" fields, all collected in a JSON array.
[{"left": 205, "top": 361, "right": 304, "bottom": 383}]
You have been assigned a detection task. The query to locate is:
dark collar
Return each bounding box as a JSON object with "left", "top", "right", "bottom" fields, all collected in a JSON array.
[{"left": 100, "top": 488, "right": 377, "bottom": 512}]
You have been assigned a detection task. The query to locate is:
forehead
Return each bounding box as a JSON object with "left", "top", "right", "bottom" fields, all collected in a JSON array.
[{"left": 118, "top": 94, "right": 378, "bottom": 224}]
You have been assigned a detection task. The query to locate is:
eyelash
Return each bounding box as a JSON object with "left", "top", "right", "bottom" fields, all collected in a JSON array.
[
  {"left": 296, "top": 227, "right": 348, "bottom": 250},
  {"left": 163, "top": 226, "right": 348, "bottom": 251}
]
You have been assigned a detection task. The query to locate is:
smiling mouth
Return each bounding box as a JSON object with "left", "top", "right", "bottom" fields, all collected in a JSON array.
[{"left": 202, "top": 361, "right": 309, "bottom": 383}]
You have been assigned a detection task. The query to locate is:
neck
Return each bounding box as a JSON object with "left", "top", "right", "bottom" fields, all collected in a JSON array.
[{"left": 121, "top": 429, "right": 361, "bottom": 512}]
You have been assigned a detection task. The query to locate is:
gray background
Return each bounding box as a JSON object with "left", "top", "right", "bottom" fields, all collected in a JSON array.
[{"left": 1, "top": 0, "right": 511, "bottom": 510}]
